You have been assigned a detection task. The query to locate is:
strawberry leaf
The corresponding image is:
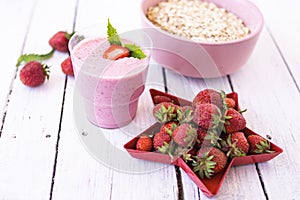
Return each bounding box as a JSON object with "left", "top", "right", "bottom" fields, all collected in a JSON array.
[
  {"left": 16, "top": 49, "right": 55, "bottom": 67},
  {"left": 107, "top": 19, "right": 122, "bottom": 46}
]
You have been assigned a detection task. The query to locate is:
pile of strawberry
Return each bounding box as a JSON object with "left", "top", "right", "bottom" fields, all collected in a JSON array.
[
  {"left": 16, "top": 31, "right": 75, "bottom": 87},
  {"left": 135, "top": 89, "right": 273, "bottom": 179}
]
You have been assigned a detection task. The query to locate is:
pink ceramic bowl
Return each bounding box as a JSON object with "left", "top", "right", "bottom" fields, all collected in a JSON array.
[{"left": 141, "top": 0, "right": 264, "bottom": 78}]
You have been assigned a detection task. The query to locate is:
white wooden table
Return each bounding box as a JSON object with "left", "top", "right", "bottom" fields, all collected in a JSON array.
[{"left": 1, "top": 0, "right": 299, "bottom": 199}]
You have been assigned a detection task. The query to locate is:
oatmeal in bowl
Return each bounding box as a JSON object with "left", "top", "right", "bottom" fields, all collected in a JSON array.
[{"left": 141, "top": 0, "right": 264, "bottom": 78}]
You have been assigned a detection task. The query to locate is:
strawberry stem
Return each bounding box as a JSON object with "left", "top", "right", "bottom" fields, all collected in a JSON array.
[{"left": 16, "top": 49, "right": 55, "bottom": 67}]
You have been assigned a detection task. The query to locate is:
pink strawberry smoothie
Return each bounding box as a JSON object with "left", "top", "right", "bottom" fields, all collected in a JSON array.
[{"left": 71, "top": 37, "right": 150, "bottom": 128}]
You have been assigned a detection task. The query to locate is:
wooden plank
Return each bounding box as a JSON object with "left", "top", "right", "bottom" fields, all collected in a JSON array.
[
  {"left": 52, "top": 60, "right": 180, "bottom": 199},
  {"left": 0, "top": 0, "right": 36, "bottom": 130},
  {"left": 251, "top": 0, "right": 300, "bottom": 87},
  {"left": 230, "top": 27, "right": 300, "bottom": 199},
  {"left": 164, "top": 69, "right": 266, "bottom": 199},
  {"left": 52, "top": 0, "right": 180, "bottom": 197},
  {"left": 0, "top": 0, "right": 77, "bottom": 198}
]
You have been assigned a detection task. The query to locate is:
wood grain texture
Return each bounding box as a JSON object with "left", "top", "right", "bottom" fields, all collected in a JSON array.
[
  {"left": 230, "top": 27, "right": 300, "bottom": 199},
  {"left": 0, "top": 0, "right": 77, "bottom": 198},
  {"left": 251, "top": 0, "right": 300, "bottom": 87},
  {"left": 0, "top": 0, "right": 36, "bottom": 130}
]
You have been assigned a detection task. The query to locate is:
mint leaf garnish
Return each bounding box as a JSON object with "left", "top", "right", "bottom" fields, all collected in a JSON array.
[
  {"left": 107, "top": 19, "right": 122, "bottom": 46},
  {"left": 124, "top": 44, "right": 146, "bottom": 59},
  {"left": 16, "top": 49, "right": 55, "bottom": 67},
  {"left": 106, "top": 18, "right": 146, "bottom": 59}
]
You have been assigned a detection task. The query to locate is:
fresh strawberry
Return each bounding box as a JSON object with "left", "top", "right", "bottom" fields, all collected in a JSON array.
[
  {"left": 103, "top": 44, "right": 130, "bottom": 60},
  {"left": 197, "top": 128, "right": 221, "bottom": 148},
  {"left": 192, "top": 89, "right": 223, "bottom": 108},
  {"left": 225, "top": 98, "right": 236, "bottom": 108},
  {"left": 221, "top": 131, "right": 249, "bottom": 158},
  {"left": 193, "top": 147, "right": 227, "bottom": 179},
  {"left": 225, "top": 108, "right": 246, "bottom": 133},
  {"left": 178, "top": 106, "right": 194, "bottom": 123},
  {"left": 153, "top": 131, "right": 171, "bottom": 153},
  {"left": 19, "top": 61, "right": 50, "bottom": 87},
  {"left": 247, "top": 135, "right": 273, "bottom": 154},
  {"left": 193, "top": 103, "right": 221, "bottom": 130},
  {"left": 160, "top": 121, "right": 178, "bottom": 135},
  {"left": 153, "top": 95, "right": 173, "bottom": 104},
  {"left": 196, "top": 127, "right": 207, "bottom": 147},
  {"left": 153, "top": 102, "right": 180, "bottom": 123},
  {"left": 172, "top": 124, "right": 197, "bottom": 147},
  {"left": 61, "top": 56, "right": 74, "bottom": 76},
  {"left": 49, "top": 31, "right": 73, "bottom": 52},
  {"left": 136, "top": 135, "right": 153, "bottom": 151}
]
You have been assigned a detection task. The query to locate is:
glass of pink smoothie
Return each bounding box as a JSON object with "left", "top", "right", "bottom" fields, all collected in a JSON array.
[{"left": 69, "top": 25, "right": 152, "bottom": 128}]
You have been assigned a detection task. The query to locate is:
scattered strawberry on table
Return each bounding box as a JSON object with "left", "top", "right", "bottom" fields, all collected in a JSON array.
[
  {"left": 134, "top": 88, "right": 275, "bottom": 179},
  {"left": 61, "top": 56, "right": 74, "bottom": 76},
  {"left": 16, "top": 30, "right": 75, "bottom": 87},
  {"left": 48, "top": 31, "right": 74, "bottom": 52},
  {"left": 136, "top": 135, "right": 153, "bottom": 151},
  {"left": 19, "top": 61, "right": 50, "bottom": 87}
]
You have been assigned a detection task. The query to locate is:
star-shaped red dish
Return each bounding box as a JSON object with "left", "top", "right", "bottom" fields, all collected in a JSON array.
[{"left": 124, "top": 89, "right": 283, "bottom": 197}]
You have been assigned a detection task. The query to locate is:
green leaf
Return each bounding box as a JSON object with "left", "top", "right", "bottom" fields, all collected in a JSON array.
[
  {"left": 107, "top": 19, "right": 122, "bottom": 46},
  {"left": 16, "top": 49, "right": 55, "bottom": 67},
  {"left": 124, "top": 43, "right": 146, "bottom": 59}
]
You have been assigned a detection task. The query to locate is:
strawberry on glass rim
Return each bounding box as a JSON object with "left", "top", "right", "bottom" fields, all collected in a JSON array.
[
  {"left": 103, "top": 19, "right": 146, "bottom": 61},
  {"left": 103, "top": 44, "right": 130, "bottom": 60}
]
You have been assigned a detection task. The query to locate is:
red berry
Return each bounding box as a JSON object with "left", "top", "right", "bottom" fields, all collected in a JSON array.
[
  {"left": 153, "top": 102, "right": 179, "bottom": 123},
  {"left": 221, "top": 131, "right": 249, "bottom": 158},
  {"left": 153, "top": 131, "right": 171, "bottom": 151},
  {"left": 61, "top": 56, "right": 74, "bottom": 76},
  {"left": 49, "top": 31, "right": 72, "bottom": 52},
  {"left": 160, "top": 121, "right": 178, "bottom": 135},
  {"left": 247, "top": 135, "right": 273, "bottom": 154},
  {"left": 193, "top": 103, "right": 221, "bottom": 130},
  {"left": 196, "top": 127, "right": 207, "bottom": 147},
  {"left": 193, "top": 147, "right": 227, "bottom": 178},
  {"left": 136, "top": 135, "right": 153, "bottom": 151},
  {"left": 225, "top": 98, "right": 236, "bottom": 108},
  {"left": 192, "top": 89, "right": 223, "bottom": 108},
  {"left": 153, "top": 95, "right": 172, "bottom": 104},
  {"left": 225, "top": 108, "right": 246, "bottom": 133},
  {"left": 172, "top": 124, "right": 197, "bottom": 147},
  {"left": 103, "top": 44, "right": 130, "bottom": 60},
  {"left": 19, "top": 61, "right": 49, "bottom": 87}
]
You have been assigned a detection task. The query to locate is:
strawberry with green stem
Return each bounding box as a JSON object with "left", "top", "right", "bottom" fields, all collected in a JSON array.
[
  {"left": 193, "top": 103, "right": 222, "bottom": 130},
  {"left": 49, "top": 31, "right": 75, "bottom": 52},
  {"left": 172, "top": 124, "right": 197, "bottom": 148},
  {"left": 247, "top": 135, "right": 274, "bottom": 154},
  {"left": 224, "top": 108, "right": 246, "bottom": 133},
  {"left": 19, "top": 61, "right": 50, "bottom": 87},
  {"left": 221, "top": 131, "right": 249, "bottom": 158},
  {"left": 192, "top": 147, "right": 227, "bottom": 179},
  {"left": 153, "top": 131, "right": 171, "bottom": 153},
  {"left": 192, "top": 89, "right": 223, "bottom": 109},
  {"left": 104, "top": 19, "right": 146, "bottom": 60},
  {"left": 153, "top": 102, "right": 180, "bottom": 123}
]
